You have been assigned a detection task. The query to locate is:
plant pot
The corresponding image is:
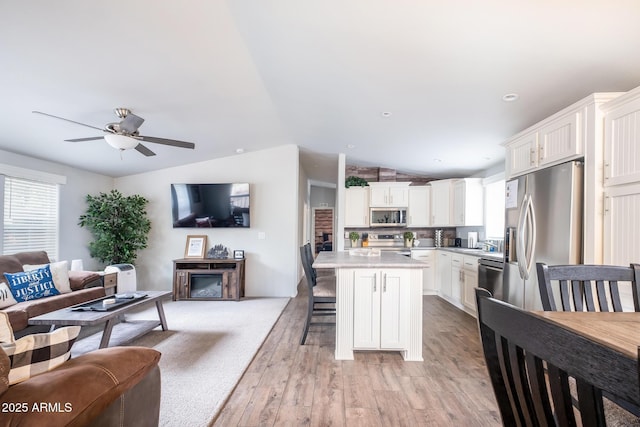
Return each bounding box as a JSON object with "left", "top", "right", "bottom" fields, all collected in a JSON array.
[
  {"left": 351, "top": 239, "right": 359, "bottom": 248},
  {"left": 404, "top": 239, "right": 413, "bottom": 248}
]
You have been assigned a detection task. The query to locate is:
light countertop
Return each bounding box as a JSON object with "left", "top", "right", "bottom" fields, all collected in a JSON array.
[{"left": 313, "top": 250, "right": 426, "bottom": 269}]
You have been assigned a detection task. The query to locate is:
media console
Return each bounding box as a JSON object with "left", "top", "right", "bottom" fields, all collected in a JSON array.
[{"left": 172, "top": 258, "right": 245, "bottom": 301}]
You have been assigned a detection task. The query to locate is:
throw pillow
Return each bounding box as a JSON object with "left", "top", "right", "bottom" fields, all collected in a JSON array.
[
  {"left": 0, "top": 282, "right": 18, "bottom": 309},
  {"left": 3, "top": 265, "right": 60, "bottom": 302},
  {"left": 0, "top": 325, "right": 80, "bottom": 385},
  {"left": 22, "top": 260, "right": 72, "bottom": 294}
]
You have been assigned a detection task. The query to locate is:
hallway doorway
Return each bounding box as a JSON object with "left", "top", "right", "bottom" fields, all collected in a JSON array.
[{"left": 312, "top": 208, "right": 334, "bottom": 254}]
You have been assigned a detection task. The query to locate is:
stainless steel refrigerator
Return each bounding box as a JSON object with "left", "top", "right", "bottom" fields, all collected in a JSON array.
[{"left": 503, "top": 160, "right": 583, "bottom": 310}]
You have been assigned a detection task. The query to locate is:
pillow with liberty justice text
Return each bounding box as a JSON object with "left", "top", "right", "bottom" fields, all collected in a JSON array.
[
  {"left": 22, "top": 260, "right": 72, "bottom": 294},
  {"left": 3, "top": 265, "right": 60, "bottom": 303}
]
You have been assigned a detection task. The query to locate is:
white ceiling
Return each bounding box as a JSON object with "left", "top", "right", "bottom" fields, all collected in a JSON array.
[{"left": 2, "top": 1, "right": 640, "bottom": 184}]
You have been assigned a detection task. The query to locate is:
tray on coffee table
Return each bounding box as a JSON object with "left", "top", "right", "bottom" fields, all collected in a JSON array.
[{"left": 71, "top": 293, "right": 148, "bottom": 312}]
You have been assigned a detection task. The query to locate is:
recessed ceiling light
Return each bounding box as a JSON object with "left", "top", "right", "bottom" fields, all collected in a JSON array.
[
  {"left": 236, "top": 148, "right": 245, "bottom": 154},
  {"left": 347, "top": 144, "right": 356, "bottom": 149},
  {"left": 381, "top": 111, "right": 392, "bottom": 118},
  {"left": 502, "top": 93, "right": 519, "bottom": 102},
  {"left": 433, "top": 158, "right": 442, "bottom": 163}
]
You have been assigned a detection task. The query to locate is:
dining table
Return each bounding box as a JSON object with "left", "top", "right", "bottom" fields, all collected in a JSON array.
[{"left": 531, "top": 310, "right": 640, "bottom": 409}]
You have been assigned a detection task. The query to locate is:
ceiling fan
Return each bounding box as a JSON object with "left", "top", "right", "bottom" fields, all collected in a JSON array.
[{"left": 32, "top": 108, "right": 196, "bottom": 156}]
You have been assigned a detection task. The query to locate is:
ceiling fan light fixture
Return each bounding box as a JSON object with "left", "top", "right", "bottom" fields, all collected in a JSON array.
[{"left": 104, "top": 133, "right": 138, "bottom": 150}]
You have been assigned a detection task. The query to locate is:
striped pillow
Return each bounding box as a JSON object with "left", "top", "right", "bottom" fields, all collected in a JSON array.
[{"left": 1, "top": 325, "right": 80, "bottom": 385}]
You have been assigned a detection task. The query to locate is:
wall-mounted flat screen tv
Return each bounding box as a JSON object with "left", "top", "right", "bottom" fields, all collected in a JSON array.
[{"left": 171, "top": 183, "right": 250, "bottom": 228}]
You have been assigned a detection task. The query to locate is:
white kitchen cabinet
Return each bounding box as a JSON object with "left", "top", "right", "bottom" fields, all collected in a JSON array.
[
  {"left": 504, "top": 95, "right": 619, "bottom": 180},
  {"left": 602, "top": 89, "right": 640, "bottom": 188},
  {"left": 505, "top": 131, "right": 539, "bottom": 178},
  {"left": 407, "top": 186, "right": 431, "bottom": 227},
  {"left": 449, "top": 254, "right": 463, "bottom": 308},
  {"left": 411, "top": 249, "right": 436, "bottom": 295},
  {"left": 452, "top": 178, "right": 483, "bottom": 226},
  {"left": 368, "top": 182, "right": 410, "bottom": 207},
  {"left": 537, "top": 110, "right": 582, "bottom": 168},
  {"left": 462, "top": 255, "right": 479, "bottom": 316},
  {"left": 436, "top": 251, "right": 452, "bottom": 300},
  {"left": 352, "top": 269, "right": 409, "bottom": 350},
  {"left": 506, "top": 109, "right": 582, "bottom": 179},
  {"left": 603, "top": 183, "right": 640, "bottom": 267},
  {"left": 601, "top": 87, "right": 640, "bottom": 276},
  {"left": 345, "top": 187, "right": 369, "bottom": 227},
  {"left": 430, "top": 179, "right": 455, "bottom": 226}
]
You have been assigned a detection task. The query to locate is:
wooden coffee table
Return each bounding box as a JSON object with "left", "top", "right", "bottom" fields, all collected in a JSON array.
[{"left": 29, "top": 290, "right": 171, "bottom": 351}]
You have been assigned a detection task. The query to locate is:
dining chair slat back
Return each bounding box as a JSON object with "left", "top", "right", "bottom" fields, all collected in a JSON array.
[{"left": 537, "top": 263, "right": 640, "bottom": 312}]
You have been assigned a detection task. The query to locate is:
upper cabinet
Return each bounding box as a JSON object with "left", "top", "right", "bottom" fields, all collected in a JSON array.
[
  {"left": 504, "top": 94, "right": 620, "bottom": 180},
  {"left": 345, "top": 187, "right": 369, "bottom": 227},
  {"left": 505, "top": 131, "right": 539, "bottom": 177},
  {"left": 505, "top": 109, "right": 582, "bottom": 179},
  {"left": 537, "top": 110, "right": 582, "bottom": 168},
  {"left": 602, "top": 89, "right": 640, "bottom": 187},
  {"left": 429, "top": 179, "right": 483, "bottom": 226},
  {"left": 368, "top": 182, "right": 410, "bottom": 207},
  {"left": 429, "top": 179, "right": 455, "bottom": 226},
  {"left": 452, "top": 178, "right": 483, "bottom": 226},
  {"left": 407, "top": 186, "right": 431, "bottom": 227}
]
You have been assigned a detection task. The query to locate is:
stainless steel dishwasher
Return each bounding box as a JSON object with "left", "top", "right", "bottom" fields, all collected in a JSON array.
[{"left": 478, "top": 257, "right": 504, "bottom": 300}]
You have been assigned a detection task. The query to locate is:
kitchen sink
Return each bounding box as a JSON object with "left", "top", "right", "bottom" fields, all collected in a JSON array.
[{"left": 456, "top": 248, "right": 486, "bottom": 254}]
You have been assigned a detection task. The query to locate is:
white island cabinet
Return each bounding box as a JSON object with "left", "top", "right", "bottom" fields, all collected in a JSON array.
[{"left": 313, "top": 251, "right": 424, "bottom": 361}]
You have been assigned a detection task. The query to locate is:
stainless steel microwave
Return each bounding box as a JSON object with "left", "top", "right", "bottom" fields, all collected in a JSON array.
[{"left": 370, "top": 208, "right": 407, "bottom": 227}]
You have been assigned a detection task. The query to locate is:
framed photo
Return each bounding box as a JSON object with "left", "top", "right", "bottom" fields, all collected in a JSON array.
[
  {"left": 184, "top": 235, "right": 207, "bottom": 258},
  {"left": 233, "top": 250, "right": 245, "bottom": 259}
]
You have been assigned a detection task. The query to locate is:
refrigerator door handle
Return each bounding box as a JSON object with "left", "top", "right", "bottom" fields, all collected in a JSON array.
[
  {"left": 524, "top": 194, "right": 537, "bottom": 278},
  {"left": 516, "top": 194, "right": 528, "bottom": 279}
]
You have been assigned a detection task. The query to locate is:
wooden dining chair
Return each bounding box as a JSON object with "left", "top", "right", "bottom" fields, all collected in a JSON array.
[
  {"left": 475, "top": 287, "right": 638, "bottom": 427},
  {"left": 536, "top": 262, "right": 640, "bottom": 312},
  {"left": 299, "top": 244, "right": 336, "bottom": 345}
]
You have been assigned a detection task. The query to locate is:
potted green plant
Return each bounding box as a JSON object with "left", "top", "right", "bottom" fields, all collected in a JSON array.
[
  {"left": 403, "top": 231, "right": 414, "bottom": 248},
  {"left": 78, "top": 189, "right": 151, "bottom": 265},
  {"left": 345, "top": 176, "right": 369, "bottom": 188},
  {"left": 349, "top": 231, "right": 360, "bottom": 247}
]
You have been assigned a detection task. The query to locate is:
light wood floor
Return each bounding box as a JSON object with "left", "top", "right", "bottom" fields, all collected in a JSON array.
[{"left": 213, "top": 281, "right": 501, "bottom": 426}]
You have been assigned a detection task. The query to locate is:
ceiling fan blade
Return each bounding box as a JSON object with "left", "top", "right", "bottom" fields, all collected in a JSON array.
[
  {"left": 119, "top": 113, "right": 145, "bottom": 134},
  {"left": 65, "top": 136, "right": 105, "bottom": 142},
  {"left": 139, "top": 135, "right": 195, "bottom": 149},
  {"left": 32, "top": 111, "right": 104, "bottom": 131},
  {"left": 135, "top": 143, "right": 156, "bottom": 156}
]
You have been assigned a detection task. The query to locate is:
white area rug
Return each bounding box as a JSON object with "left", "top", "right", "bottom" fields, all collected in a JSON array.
[{"left": 122, "top": 297, "right": 289, "bottom": 427}]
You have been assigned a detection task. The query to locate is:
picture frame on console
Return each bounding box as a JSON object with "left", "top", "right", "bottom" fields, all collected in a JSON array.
[
  {"left": 233, "top": 250, "right": 244, "bottom": 259},
  {"left": 184, "top": 235, "right": 207, "bottom": 258}
]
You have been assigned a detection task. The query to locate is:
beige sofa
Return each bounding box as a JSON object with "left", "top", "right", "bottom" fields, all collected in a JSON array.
[{"left": 0, "top": 251, "right": 106, "bottom": 335}]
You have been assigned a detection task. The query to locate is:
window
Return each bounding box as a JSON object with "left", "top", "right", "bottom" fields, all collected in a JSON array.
[
  {"left": 483, "top": 175, "right": 505, "bottom": 239},
  {"left": 2, "top": 176, "right": 59, "bottom": 259}
]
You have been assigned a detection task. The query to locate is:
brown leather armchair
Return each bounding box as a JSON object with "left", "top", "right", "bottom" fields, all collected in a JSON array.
[{"left": 0, "top": 346, "right": 161, "bottom": 426}]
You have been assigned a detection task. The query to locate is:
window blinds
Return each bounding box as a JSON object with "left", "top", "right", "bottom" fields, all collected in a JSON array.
[{"left": 3, "top": 176, "right": 59, "bottom": 260}]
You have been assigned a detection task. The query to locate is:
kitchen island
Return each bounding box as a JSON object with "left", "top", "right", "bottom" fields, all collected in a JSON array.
[{"left": 313, "top": 250, "right": 424, "bottom": 361}]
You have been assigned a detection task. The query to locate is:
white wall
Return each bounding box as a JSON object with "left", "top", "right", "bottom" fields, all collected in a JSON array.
[
  {"left": 114, "top": 144, "right": 300, "bottom": 297},
  {"left": 0, "top": 148, "right": 113, "bottom": 269},
  {"left": 310, "top": 186, "right": 335, "bottom": 207}
]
